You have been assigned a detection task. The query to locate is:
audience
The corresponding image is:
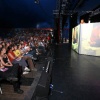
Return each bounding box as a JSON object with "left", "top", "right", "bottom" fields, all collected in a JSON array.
[
  {"left": 7, "top": 45, "right": 29, "bottom": 75},
  {"left": 0, "top": 47, "right": 24, "bottom": 94},
  {"left": 0, "top": 29, "right": 51, "bottom": 94}
]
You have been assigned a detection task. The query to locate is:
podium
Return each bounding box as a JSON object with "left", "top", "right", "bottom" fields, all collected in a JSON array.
[{"left": 72, "top": 22, "right": 100, "bottom": 56}]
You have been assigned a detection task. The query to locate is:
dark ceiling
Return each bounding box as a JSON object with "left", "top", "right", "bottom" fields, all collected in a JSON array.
[{"left": 0, "top": 0, "right": 100, "bottom": 28}]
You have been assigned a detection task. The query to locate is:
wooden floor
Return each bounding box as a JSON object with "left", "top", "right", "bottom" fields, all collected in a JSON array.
[{"left": 0, "top": 60, "right": 46, "bottom": 100}]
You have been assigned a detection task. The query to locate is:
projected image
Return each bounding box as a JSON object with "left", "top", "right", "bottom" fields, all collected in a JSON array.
[
  {"left": 72, "top": 25, "right": 80, "bottom": 52},
  {"left": 89, "top": 24, "right": 100, "bottom": 47},
  {"left": 80, "top": 23, "right": 100, "bottom": 56}
]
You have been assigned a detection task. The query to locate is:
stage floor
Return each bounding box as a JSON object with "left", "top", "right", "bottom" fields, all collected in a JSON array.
[{"left": 49, "top": 44, "right": 100, "bottom": 100}]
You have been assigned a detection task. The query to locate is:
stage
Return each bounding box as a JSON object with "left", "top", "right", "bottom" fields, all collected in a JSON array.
[{"left": 49, "top": 44, "right": 100, "bottom": 100}]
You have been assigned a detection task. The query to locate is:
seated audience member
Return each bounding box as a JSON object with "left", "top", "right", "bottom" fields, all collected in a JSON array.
[
  {"left": 29, "top": 40, "right": 37, "bottom": 56},
  {"left": 28, "top": 40, "right": 37, "bottom": 53},
  {"left": 37, "top": 39, "right": 46, "bottom": 53},
  {"left": 0, "top": 47, "right": 24, "bottom": 94},
  {"left": 28, "top": 42, "right": 39, "bottom": 59},
  {"left": 7, "top": 45, "right": 29, "bottom": 74},
  {"left": 5, "top": 42, "right": 10, "bottom": 50},
  {"left": 13, "top": 44, "right": 37, "bottom": 71},
  {"left": 21, "top": 42, "right": 38, "bottom": 60}
]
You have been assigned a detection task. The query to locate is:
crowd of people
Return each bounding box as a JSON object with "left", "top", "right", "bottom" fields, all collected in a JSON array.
[{"left": 0, "top": 29, "right": 52, "bottom": 94}]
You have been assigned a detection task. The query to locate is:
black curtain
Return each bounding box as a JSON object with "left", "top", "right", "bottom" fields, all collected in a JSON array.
[
  {"left": 91, "top": 14, "right": 100, "bottom": 23},
  {"left": 80, "top": 13, "right": 90, "bottom": 23}
]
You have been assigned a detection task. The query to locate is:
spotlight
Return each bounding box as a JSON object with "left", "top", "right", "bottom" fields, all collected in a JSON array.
[{"left": 34, "top": 0, "right": 39, "bottom": 4}]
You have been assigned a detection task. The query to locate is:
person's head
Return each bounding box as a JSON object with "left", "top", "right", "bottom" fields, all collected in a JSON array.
[
  {"left": 0, "top": 44, "right": 2, "bottom": 48},
  {"left": 17, "top": 44, "right": 21, "bottom": 49},
  {"left": 1, "top": 42, "right": 5, "bottom": 47},
  {"left": 0, "top": 47, "right": 6, "bottom": 55},
  {"left": 7, "top": 44, "right": 14, "bottom": 51},
  {"left": 6, "top": 42, "right": 10, "bottom": 47},
  {"left": 13, "top": 45, "right": 17, "bottom": 50},
  {"left": 21, "top": 43, "right": 24, "bottom": 48},
  {"left": 5, "top": 42, "right": 10, "bottom": 49},
  {"left": 80, "top": 19, "right": 85, "bottom": 24}
]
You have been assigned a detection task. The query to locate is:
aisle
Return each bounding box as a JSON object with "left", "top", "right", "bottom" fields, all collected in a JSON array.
[{"left": 49, "top": 44, "right": 100, "bottom": 100}]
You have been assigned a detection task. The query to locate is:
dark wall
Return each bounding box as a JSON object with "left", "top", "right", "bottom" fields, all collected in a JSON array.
[
  {"left": 91, "top": 14, "right": 100, "bottom": 23},
  {"left": 80, "top": 13, "right": 90, "bottom": 23}
]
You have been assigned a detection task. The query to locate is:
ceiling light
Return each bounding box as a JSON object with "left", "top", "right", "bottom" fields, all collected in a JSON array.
[{"left": 34, "top": 0, "right": 39, "bottom": 4}]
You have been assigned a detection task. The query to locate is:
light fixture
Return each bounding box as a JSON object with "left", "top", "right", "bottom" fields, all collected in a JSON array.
[{"left": 34, "top": 0, "right": 39, "bottom": 4}]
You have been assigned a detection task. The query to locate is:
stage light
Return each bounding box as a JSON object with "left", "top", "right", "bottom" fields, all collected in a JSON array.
[{"left": 34, "top": 0, "right": 39, "bottom": 4}]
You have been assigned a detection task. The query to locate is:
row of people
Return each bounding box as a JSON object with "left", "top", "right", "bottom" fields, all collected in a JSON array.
[
  {"left": 0, "top": 32, "right": 50, "bottom": 94},
  {"left": 0, "top": 47, "right": 24, "bottom": 94}
]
